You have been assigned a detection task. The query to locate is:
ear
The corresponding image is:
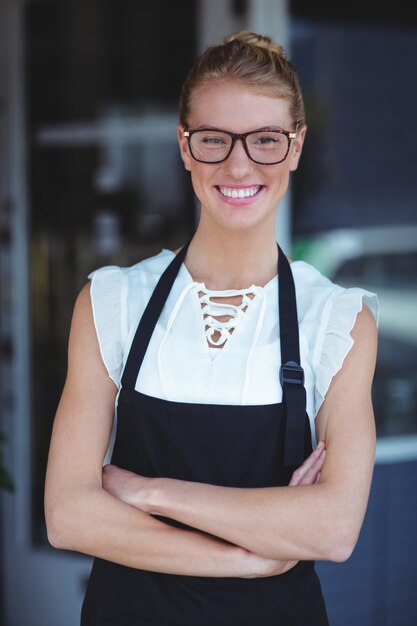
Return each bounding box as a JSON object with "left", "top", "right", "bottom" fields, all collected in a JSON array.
[
  {"left": 177, "top": 124, "right": 192, "bottom": 172},
  {"left": 288, "top": 124, "right": 307, "bottom": 172}
]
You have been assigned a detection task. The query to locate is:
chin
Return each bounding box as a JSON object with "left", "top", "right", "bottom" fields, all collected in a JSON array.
[{"left": 213, "top": 210, "right": 273, "bottom": 234}]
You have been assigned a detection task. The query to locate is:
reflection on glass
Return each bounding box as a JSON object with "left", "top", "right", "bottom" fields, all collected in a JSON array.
[
  {"left": 26, "top": 0, "right": 196, "bottom": 544},
  {"left": 290, "top": 16, "right": 417, "bottom": 441},
  {"left": 294, "top": 227, "right": 417, "bottom": 438}
]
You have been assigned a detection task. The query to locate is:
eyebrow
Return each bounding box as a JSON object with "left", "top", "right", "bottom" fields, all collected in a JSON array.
[{"left": 192, "top": 125, "right": 290, "bottom": 133}]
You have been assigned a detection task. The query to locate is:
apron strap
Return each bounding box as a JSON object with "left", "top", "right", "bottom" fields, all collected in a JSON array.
[
  {"left": 120, "top": 241, "right": 306, "bottom": 467},
  {"left": 121, "top": 242, "right": 190, "bottom": 389},
  {"left": 278, "top": 246, "right": 307, "bottom": 467}
]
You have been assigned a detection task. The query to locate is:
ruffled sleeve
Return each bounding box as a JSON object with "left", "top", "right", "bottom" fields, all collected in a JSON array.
[
  {"left": 88, "top": 265, "right": 127, "bottom": 388},
  {"left": 313, "top": 287, "right": 379, "bottom": 416}
]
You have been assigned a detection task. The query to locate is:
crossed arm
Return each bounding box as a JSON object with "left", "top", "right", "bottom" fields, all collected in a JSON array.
[{"left": 44, "top": 283, "right": 377, "bottom": 577}]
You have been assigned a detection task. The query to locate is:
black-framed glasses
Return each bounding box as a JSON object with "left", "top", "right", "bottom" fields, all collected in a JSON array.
[{"left": 183, "top": 127, "right": 297, "bottom": 165}]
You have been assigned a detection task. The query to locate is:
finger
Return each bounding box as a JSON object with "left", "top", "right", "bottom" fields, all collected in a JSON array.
[
  {"left": 102, "top": 464, "right": 120, "bottom": 475},
  {"left": 297, "top": 451, "right": 326, "bottom": 486},
  {"left": 289, "top": 449, "right": 326, "bottom": 486},
  {"left": 289, "top": 442, "right": 325, "bottom": 486},
  {"left": 298, "top": 442, "right": 325, "bottom": 475},
  {"left": 304, "top": 441, "right": 325, "bottom": 467}
]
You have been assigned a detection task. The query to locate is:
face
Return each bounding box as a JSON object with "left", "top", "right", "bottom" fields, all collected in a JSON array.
[{"left": 177, "top": 80, "right": 306, "bottom": 234}]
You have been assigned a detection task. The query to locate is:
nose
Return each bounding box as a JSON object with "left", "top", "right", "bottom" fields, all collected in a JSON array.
[{"left": 223, "top": 138, "right": 254, "bottom": 178}]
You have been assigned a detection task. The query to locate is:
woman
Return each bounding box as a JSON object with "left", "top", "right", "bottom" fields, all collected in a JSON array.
[{"left": 45, "top": 31, "right": 378, "bottom": 625}]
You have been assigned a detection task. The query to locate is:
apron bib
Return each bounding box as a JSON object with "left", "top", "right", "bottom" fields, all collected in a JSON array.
[{"left": 81, "top": 243, "right": 329, "bottom": 626}]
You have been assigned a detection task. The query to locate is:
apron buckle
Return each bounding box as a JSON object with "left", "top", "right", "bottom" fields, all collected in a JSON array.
[{"left": 280, "top": 361, "right": 305, "bottom": 386}]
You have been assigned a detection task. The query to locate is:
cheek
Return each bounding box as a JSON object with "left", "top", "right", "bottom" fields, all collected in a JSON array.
[
  {"left": 190, "top": 165, "right": 214, "bottom": 194},
  {"left": 269, "top": 169, "right": 290, "bottom": 197}
]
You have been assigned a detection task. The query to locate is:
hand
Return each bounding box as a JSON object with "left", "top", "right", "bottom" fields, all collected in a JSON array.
[
  {"left": 289, "top": 441, "right": 326, "bottom": 487},
  {"left": 102, "top": 464, "right": 153, "bottom": 509},
  {"left": 102, "top": 441, "right": 326, "bottom": 507},
  {"left": 242, "top": 551, "right": 299, "bottom": 578},
  {"left": 101, "top": 466, "right": 294, "bottom": 579},
  {"left": 102, "top": 443, "right": 326, "bottom": 580}
]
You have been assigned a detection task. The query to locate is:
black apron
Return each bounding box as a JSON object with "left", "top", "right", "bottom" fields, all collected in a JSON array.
[{"left": 81, "top": 243, "right": 329, "bottom": 626}]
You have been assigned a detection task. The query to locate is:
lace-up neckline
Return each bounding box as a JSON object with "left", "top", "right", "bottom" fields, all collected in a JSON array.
[
  {"left": 197, "top": 285, "right": 257, "bottom": 348},
  {"left": 176, "top": 254, "right": 278, "bottom": 352},
  {"left": 156, "top": 276, "right": 267, "bottom": 403}
]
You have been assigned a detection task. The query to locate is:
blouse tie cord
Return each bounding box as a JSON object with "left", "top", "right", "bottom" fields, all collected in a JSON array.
[{"left": 156, "top": 282, "right": 265, "bottom": 402}]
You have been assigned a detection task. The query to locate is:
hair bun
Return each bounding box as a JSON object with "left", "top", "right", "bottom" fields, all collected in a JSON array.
[
  {"left": 223, "top": 30, "right": 286, "bottom": 58},
  {"left": 179, "top": 29, "right": 305, "bottom": 129}
]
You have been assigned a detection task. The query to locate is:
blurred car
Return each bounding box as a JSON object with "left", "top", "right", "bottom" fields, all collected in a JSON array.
[{"left": 294, "top": 225, "right": 417, "bottom": 437}]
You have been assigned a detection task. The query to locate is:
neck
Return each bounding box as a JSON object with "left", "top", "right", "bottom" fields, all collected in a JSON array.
[{"left": 184, "top": 223, "right": 280, "bottom": 291}]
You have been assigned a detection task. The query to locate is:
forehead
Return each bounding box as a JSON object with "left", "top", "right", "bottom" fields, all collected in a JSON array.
[{"left": 188, "top": 80, "right": 292, "bottom": 131}]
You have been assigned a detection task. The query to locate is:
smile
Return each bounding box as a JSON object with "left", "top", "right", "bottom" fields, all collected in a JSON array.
[{"left": 217, "top": 185, "right": 263, "bottom": 199}]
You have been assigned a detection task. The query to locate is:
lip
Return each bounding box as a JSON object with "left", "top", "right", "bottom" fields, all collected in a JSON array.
[{"left": 215, "top": 184, "right": 265, "bottom": 206}]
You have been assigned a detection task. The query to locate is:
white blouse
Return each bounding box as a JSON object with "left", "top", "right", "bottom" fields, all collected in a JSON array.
[{"left": 88, "top": 248, "right": 379, "bottom": 446}]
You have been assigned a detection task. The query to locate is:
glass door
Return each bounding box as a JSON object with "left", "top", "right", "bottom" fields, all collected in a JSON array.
[
  {"left": 1, "top": 2, "right": 292, "bottom": 623},
  {"left": 2, "top": 1, "right": 196, "bottom": 624}
]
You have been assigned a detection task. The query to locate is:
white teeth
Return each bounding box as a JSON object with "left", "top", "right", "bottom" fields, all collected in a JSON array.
[{"left": 218, "top": 185, "right": 261, "bottom": 198}]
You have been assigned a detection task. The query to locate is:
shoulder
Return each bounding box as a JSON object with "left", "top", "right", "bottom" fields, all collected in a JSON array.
[
  {"left": 292, "top": 260, "right": 379, "bottom": 416},
  {"left": 69, "top": 283, "right": 95, "bottom": 347},
  {"left": 348, "top": 303, "right": 378, "bottom": 383},
  {"left": 351, "top": 302, "right": 378, "bottom": 338},
  {"left": 87, "top": 249, "right": 176, "bottom": 312},
  {"left": 291, "top": 259, "right": 379, "bottom": 326},
  {"left": 88, "top": 248, "right": 175, "bottom": 286},
  {"left": 68, "top": 282, "right": 115, "bottom": 386},
  {"left": 84, "top": 249, "right": 176, "bottom": 388}
]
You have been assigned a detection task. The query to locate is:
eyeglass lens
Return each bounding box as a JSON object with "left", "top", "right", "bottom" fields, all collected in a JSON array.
[{"left": 189, "top": 130, "right": 289, "bottom": 164}]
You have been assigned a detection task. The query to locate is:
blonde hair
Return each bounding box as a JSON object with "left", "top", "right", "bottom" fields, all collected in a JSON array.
[{"left": 179, "top": 30, "right": 305, "bottom": 129}]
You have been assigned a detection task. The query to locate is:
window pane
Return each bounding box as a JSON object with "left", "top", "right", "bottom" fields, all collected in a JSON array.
[
  {"left": 26, "top": 0, "right": 197, "bottom": 545},
  {"left": 290, "top": 13, "right": 417, "bottom": 438}
]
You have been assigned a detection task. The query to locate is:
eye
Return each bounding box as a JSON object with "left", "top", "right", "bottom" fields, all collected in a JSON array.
[
  {"left": 256, "top": 135, "right": 279, "bottom": 145},
  {"left": 201, "top": 134, "right": 227, "bottom": 145},
  {"left": 254, "top": 133, "right": 285, "bottom": 145},
  {"left": 248, "top": 132, "right": 287, "bottom": 151}
]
